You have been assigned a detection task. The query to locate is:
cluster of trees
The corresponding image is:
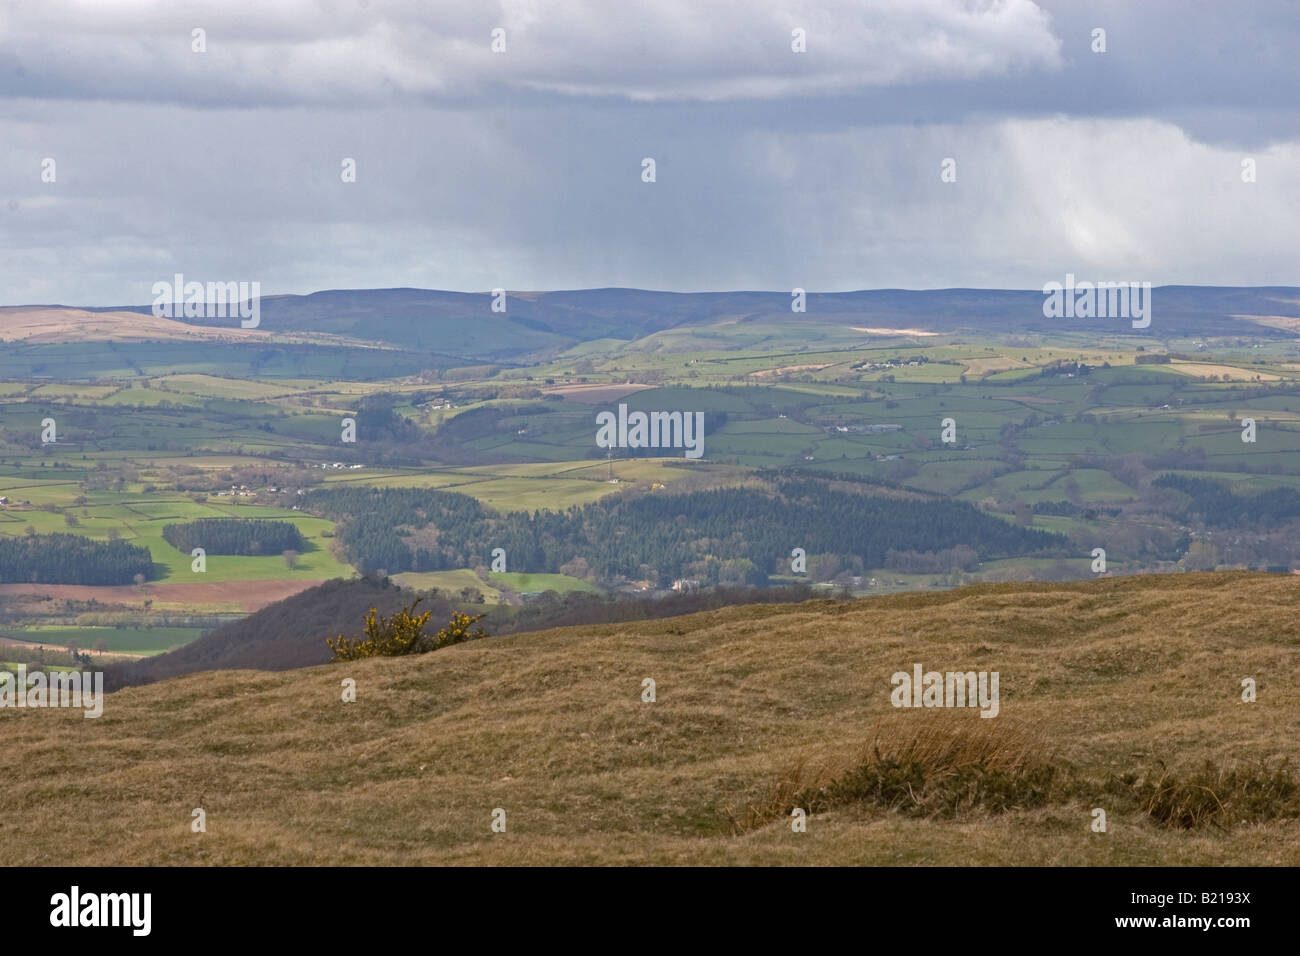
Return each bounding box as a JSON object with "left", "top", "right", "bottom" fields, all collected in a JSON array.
[
  {"left": 165, "top": 463, "right": 316, "bottom": 494},
  {"left": 793, "top": 552, "right": 864, "bottom": 584},
  {"left": 355, "top": 393, "right": 425, "bottom": 447},
  {"left": 302, "top": 487, "right": 489, "bottom": 573},
  {"left": 339, "top": 393, "right": 561, "bottom": 468},
  {"left": 162, "top": 518, "right": 305, "bottom": 555},
  {"left": 1180, "top": 526, "right": 1300, "bottom": 570},
  {"left": 1153, "top": 474, "right": 1300, "bottom": 529},
  {"left": 1033, "top": 500, "right": 1083, "bottom": 516},
  {"left": 1031, "top": 500, "right": 1121, "bottom": 519},
  {"left": 884, "top": 545, "right": 980, "bottom": 574},
  {"left": 0, "top": 533, "right": 153, "bottom": 585},
  {"left": 1040, "top": 360, "right": 1093, "bottom": 378},
  {"left": 304, "top": 472, "right": 1064, "bottom": 586}
]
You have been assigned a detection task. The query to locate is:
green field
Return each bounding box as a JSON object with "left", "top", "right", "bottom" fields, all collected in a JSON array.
[
  {"left": 0, "top": 493, "right": 355, "bottom": 583},
  {"left": 489, "top": 572, "right": 601, "bottom": 595},
  {"left": 3, "top": 313, "right": 1300, "bottom": 639},
  {"left": 323, "top": 458, "right": 714, "bottom": 512},
  {"left": 390, "top": 569, "right": 503, "bottom": 601},
  {"left": 0, "top": 625, "right": 203, "bottom": 656}
]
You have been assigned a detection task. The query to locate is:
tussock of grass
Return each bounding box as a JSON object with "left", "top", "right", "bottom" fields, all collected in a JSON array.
[
  {"left": 731, "top": 716, "right": 1058, "bottom": 832},
  {"left": 1106, "top": 760, "right": 1300, "bottom": 830},
  {"left": 736, "top": 721, "right": 1300, "bottom": 834}
]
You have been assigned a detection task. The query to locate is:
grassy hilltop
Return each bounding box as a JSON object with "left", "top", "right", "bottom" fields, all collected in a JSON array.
[{"left": 2, "top": 571, "right": 1298, "bottom": 866}]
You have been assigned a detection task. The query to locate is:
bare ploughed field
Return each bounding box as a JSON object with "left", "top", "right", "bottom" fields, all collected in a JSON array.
[
  {"left": 0, "top": 579, "right": 321, "bottom": 612},
  {"left": 542, "top": 382, "right": 655, "bottom": 403},
  {"left": 748, "top": 363, "right": 834, "bottom": 378}
]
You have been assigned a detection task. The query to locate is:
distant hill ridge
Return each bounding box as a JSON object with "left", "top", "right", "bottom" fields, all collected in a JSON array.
[{"left": 11, "top": 286, "right": 1298, "bottom": 358}]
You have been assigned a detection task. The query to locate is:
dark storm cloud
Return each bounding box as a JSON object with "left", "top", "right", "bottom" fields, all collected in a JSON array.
[{"left": 0, "top": 1, "right": 1295, "bottom": 303}]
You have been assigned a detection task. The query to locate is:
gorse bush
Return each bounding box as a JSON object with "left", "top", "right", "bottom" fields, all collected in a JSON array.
[
  {"left": 327, "top": 597, "right": 487, "bottom": 661},
  {"left": 327, "top": 600, "right": 431, "bottom": 660},
  {"left": 431, "top": 611, "right": 490, "bottom": 650}
]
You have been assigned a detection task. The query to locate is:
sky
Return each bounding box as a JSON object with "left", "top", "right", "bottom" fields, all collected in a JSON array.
[{"left": 0, "top": 0, "right": 1297, "bottom": 305}]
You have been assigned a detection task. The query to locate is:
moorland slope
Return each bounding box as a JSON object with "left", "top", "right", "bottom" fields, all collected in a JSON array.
[{"left": 3, "top": 572, "right": 1297, "bottom": 865}]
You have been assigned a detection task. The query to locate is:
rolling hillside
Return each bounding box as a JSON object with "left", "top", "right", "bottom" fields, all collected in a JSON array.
[
  {"left": 78, "top": 285, "right": 1300, "bottom": 358},
  {"left": 0, "top": 307, "right": 270, "bottom": 344},
  {"left": 100, "top": 576, "right": 448, "bottom": 689},
  {"left": 3, "top": 571, "right": 1297, "bottom": 865}
]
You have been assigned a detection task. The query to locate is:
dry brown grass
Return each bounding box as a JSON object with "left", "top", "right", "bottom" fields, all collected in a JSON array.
[
  {"left": 1, "top": 571, "right": 1298, "bottom": 865},
  {"left": 729, "top": 714, "right": 1053, "bottom": 832},
  {"left": 1113, "top": 760, "right": 1299, "bottom": 830},
  {"left": 733, "top": 715, "right": 1300, "bottom": 836}
]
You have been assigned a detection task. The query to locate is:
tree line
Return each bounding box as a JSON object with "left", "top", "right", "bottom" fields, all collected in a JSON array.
[
  {"left": 0, "top": 533, "right": 153, "bottom": 585},
  {"left": 162, "top": 518, "right": 305, "bottom": 555},
  {"left": 303, "top": 472, "right": 1064, "bottom": 586},
  {"left": 1153, "top": 474, "right": 1300, "bottom": 529}
]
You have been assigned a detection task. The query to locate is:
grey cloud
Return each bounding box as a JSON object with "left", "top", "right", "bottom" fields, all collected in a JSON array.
[
  {"left": 0, "top": 0, "right": 1295, "bottom": 304},
  {"left": 2, "top": 0, "right": 1062, "bottom": 107}
]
